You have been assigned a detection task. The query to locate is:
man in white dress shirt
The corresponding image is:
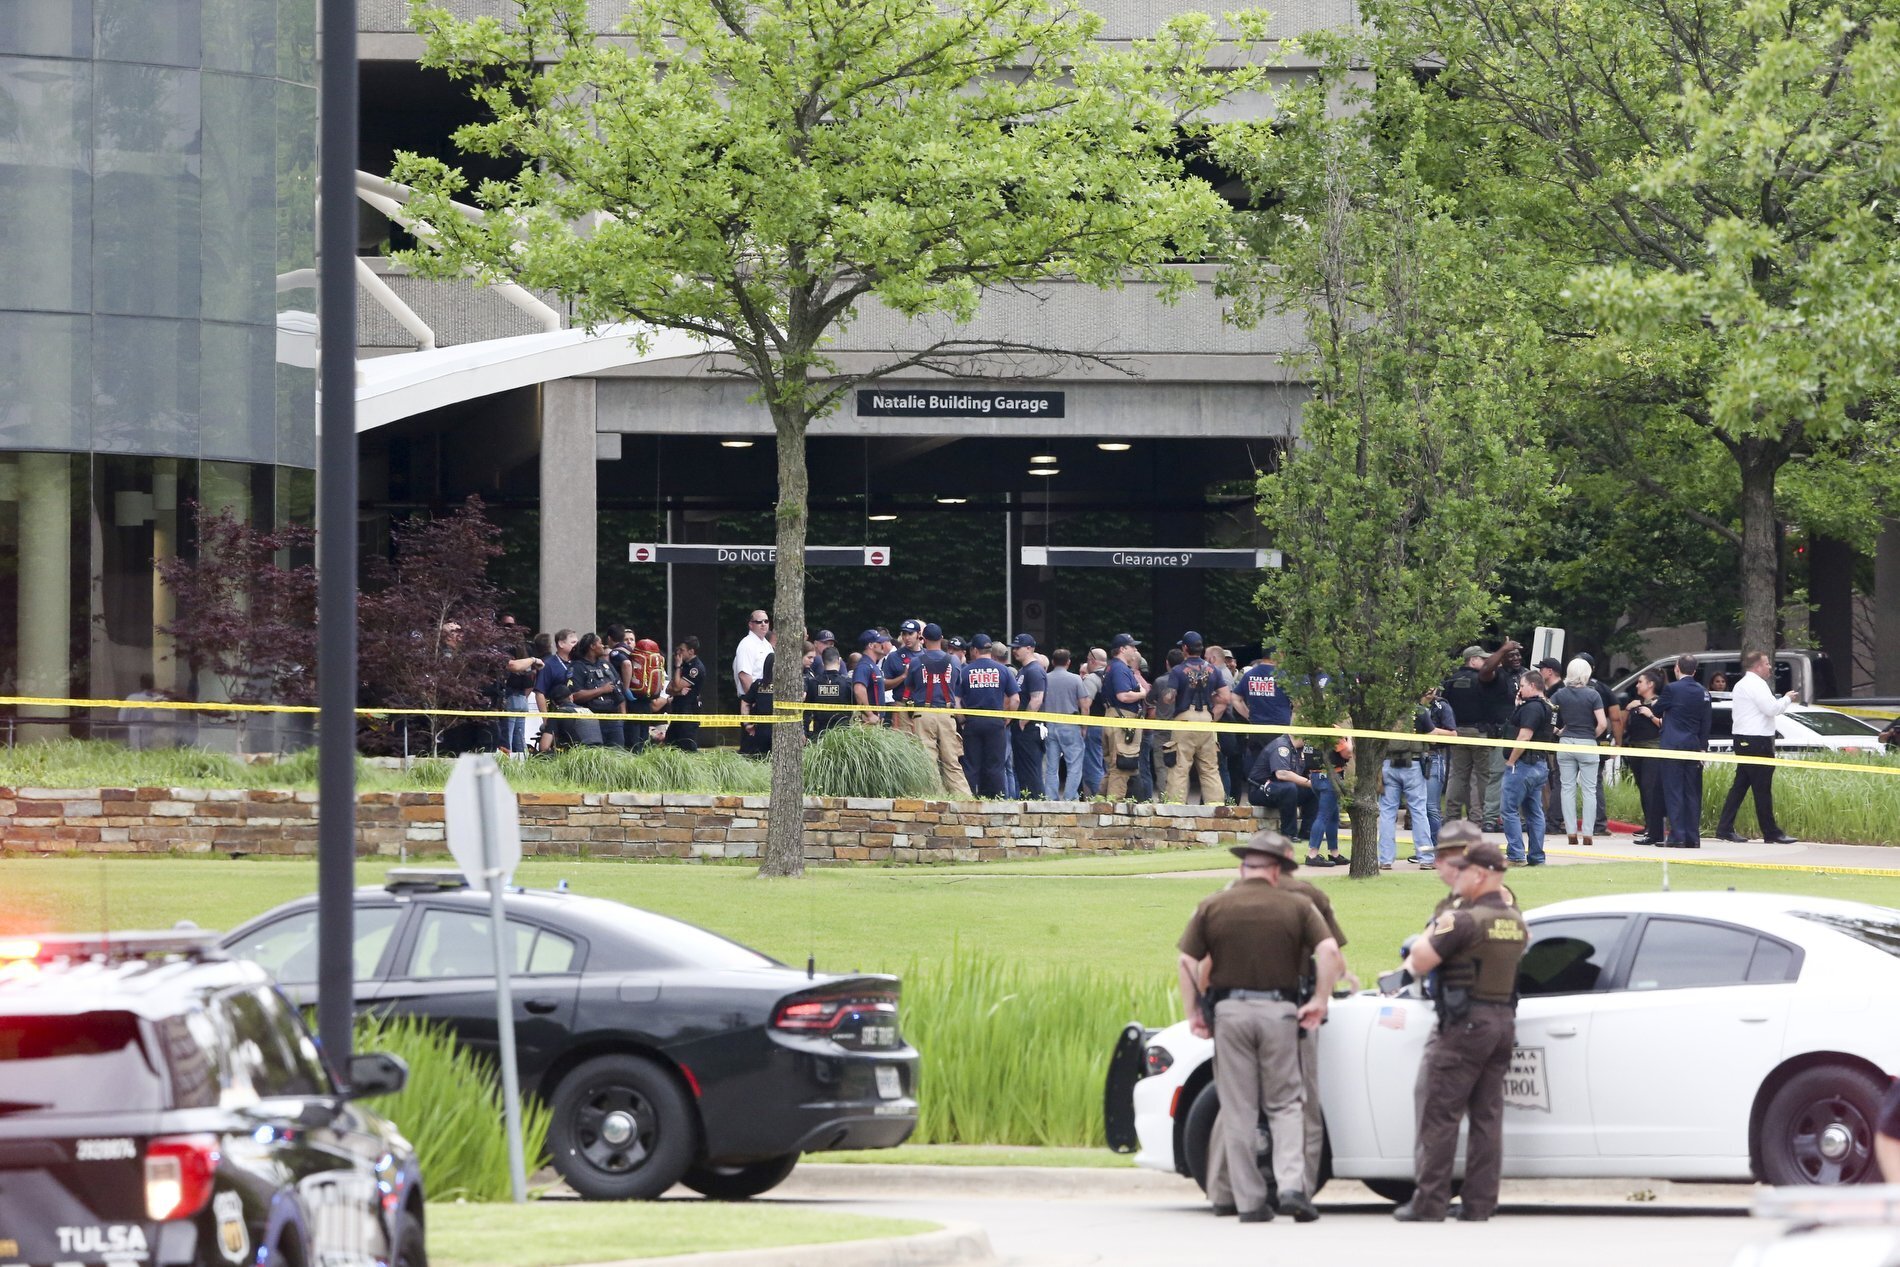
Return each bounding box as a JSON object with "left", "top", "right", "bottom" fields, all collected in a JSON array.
[
  {"left": 1715, "top": 650, "right": 1800, "bottom": 844},
  {"left": 733, "top": 609, "right": 774, "bottom": 699}
]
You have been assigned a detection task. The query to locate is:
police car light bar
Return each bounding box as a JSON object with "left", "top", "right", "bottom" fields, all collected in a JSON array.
[
  {"left": 384, "top": 867, "right": 472, "bottom": 893},
  {"left": 0, "top": 931, "right": 226, "bottom": 962}
]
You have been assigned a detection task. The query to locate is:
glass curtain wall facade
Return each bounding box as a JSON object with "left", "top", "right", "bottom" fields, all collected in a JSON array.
[{"left": 0, "top": 0, "right": 316, "bottom": 737}]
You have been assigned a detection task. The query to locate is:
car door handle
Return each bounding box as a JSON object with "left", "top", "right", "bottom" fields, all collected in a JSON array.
[
  {"left": 1545, "top": 1026, "right": 1579, "bottom": 1038},
  {"left": 524, "top": 998, "right": 559, "bottom": 1015}
]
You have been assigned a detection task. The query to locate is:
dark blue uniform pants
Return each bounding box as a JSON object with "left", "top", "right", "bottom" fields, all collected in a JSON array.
[
  {"left": 965, "top": 721, "right": 1011, "bottom": 798},
  {"left": 1660, "top": 749, "right": 1703, "bottom": 844},
  {"left": 1011, "top": 723, "right": 1046, "bottom": 798}
]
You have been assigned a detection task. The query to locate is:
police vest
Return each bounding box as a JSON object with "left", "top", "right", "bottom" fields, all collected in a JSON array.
[
  {"left": 1443, "top": 666, "right": 1484, "bottom": 729},
  {"left": 1437, "top": 901, "right": 1528, "bottom": 1004},
  {"left": 1177, "top": 660, "right": 1216, "bottom": 712},
  {"left": 1523, "top": 696, "right": 1555, "bottom": 745}
]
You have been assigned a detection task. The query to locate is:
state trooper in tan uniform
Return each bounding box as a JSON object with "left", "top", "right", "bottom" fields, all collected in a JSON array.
[
  {"left": 1177, "top": 834, "right": 1340, "bottom": 1222},
  {"left": 1396, "top": 841, "right": 1528, "bottom": 1222},
  {"left": 1201, "top": 831, "right": 1350, "bottom": 1208}
]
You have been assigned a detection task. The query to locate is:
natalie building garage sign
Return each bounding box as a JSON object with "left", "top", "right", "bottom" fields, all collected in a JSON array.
[{"left": 856, "top": 389, "right": 1065, "bottom": 418}]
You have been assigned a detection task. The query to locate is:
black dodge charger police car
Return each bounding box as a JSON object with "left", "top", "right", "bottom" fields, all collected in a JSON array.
[
  {"left": 0, "top": 932, "right": 423, "bottom": 1267},
  {"left": 223, "top": 871, "right": 919, "bottom": 1201}
]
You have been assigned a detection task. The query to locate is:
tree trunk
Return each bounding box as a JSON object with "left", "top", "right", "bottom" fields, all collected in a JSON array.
[
  {"left": 1736, "top": 442, "right": 1785, "bottom": 657},
  {"left": 1347, "top": 736, "right": 1387, "bottom": 878},
  {"left": 759, "top": 405, "right": 812, "bottom": 878}
]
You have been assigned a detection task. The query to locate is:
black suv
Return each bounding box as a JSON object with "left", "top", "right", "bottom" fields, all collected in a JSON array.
[
  {"left": 0, "top": 932, "right": 424, "bottom": 1267},
  {"left": 223, "top": 871, "right": 918, "bottom": 1201}
]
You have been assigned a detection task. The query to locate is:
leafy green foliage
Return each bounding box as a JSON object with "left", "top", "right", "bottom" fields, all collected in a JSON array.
[
  {"left": 1371, "top": 0, "right": 1900, "bottom": 649},
  {"left": 354, "top": 1013, "right": 553, "bottom": 1202},
  {"left": 802, "top": 724, "right": 943, "bottom": 799},
  {"left": 393, "top": 0, "right": 1279, "bottom": 875},
  {"left": 1219, "top": 75, "right": 1554, "bottom": 873}
]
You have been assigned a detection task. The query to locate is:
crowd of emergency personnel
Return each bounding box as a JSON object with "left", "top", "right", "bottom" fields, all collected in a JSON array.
[{"left": 1178, "top": 824, "right": 1527, "bottom": 1224}]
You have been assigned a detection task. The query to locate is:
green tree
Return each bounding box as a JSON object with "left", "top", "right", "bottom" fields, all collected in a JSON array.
[
  {"left": 1381, "top": 0, "right": 1900, "bottom": 653},
  {"left": 394, "top": 0, "right": 1273, "bottom": 876},
  {"left": 1219, "top": 77, "right": 1553, "bottom": 876}
]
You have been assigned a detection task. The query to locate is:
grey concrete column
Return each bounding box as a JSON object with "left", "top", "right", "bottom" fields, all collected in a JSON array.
[
  {"left": 1876, "top": 518, "right": 1900, "bottom": 695},
  {"left": 540, "top": 378, "right": 599, "bottom": 633},
  {"left": 18, "top": 452, "right": 73, "bottom": 738}
]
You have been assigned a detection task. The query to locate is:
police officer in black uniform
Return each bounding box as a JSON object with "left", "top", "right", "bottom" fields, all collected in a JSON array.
[
  {"left": 1397, "top": 841, "right": 1529, "bottom": 1223},
  {"left": 804, "top": 645, "right": 851, "bottom": 739}
]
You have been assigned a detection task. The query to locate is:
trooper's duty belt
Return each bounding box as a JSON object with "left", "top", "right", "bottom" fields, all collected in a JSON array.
[{"left": 1218, "top": 987, "right": 1299, "bottom": 1003}]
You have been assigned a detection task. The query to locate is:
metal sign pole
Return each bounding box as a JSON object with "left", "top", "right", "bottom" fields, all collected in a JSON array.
[
  {"left": 477, "top": 760, "right": 529, "bottom": 1204},
  {"left": 315, "top": 0, "right": 360, "bottom": 1083}
]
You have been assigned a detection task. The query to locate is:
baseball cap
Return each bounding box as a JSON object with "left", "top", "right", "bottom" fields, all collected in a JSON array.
[
  {"left": 1462, "top": 645, "right": 1486, "bottom": 660},
  {"left": 1010, "top": 633, "right": 1037, "bottom": 649},
  {"left": 1536, "top": 657, "right": 1562, "bottom": 675},
  {"left": 1181, "top": 630, "right": 1204, "bottom": 647},
  {"left": 923, "top": 622, "right": 943, "bottom": 641},
  {"left": 1435, "top": 819, "right": 1483, "bottom": 853},
  {"left": 1450, "top": 841, "right": 1509, "bottom": 873},
  {"left": 813, "top": 629, "right": 836, "bottom": 643},
  {"left": 1230, "top": 829, "right": 1299, "bottom": 869},
  {"left": 1578, "top": 650, "right": 1598, "bottom": 669},
  {"left": 1110, "top": 632, "right": 1140, "bottom": 649},
  {"left": 971, "top": 633, "right": 993, "bottom": 650},
  {"left": 900, "top": 619, "right": 923, "bottom": 634},
  {"left": 858, "top": 629, "right": 882, "bottom": 648},
  {"left": 946, "top": 636, "right": 966, "bottom": 650}
]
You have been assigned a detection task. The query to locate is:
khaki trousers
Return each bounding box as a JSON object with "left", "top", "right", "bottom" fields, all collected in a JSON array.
[
  {"left": 1209, "top": 1024, "right": 1325, "bottom": 1203},
  {"left": 1166, "top": 709, "right": 1222, "bottom": 803},
  {"left": 1207, "top": 998, "right": 1306, "bottom": 1213},
  {"left": 1103, "top": 713, "right": 1143, "bottom": 800},
  {"left": 911, "top": 709, "right": 971, "bottom": 797},
  {"left": 889, "top": 707, "right": 913, "bottom": 735}
]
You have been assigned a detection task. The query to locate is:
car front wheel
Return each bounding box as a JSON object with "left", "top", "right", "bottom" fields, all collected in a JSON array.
[
  {"left": 1759, "top": 1065, "right": 1885, "bottom": 1186},
  {"left": 549, "top": 1054, "right": 698, "bottom": 1200},
  {"left": 680, "top": 1153, "right": 800, "bottom": 1200}
]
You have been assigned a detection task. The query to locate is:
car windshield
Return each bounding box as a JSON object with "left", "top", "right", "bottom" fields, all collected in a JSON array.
[
  {"left": 0, "top": 1012, "right": 167, "bottom": 1114},
  {"left": 1791, "top": 910, "right": 1900, "bottom": 959},
  {"left": 1788, "top": 710, "right": 1881, "bottom": 738}
]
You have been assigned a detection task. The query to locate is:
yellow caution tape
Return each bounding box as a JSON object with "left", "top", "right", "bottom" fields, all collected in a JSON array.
[
  {"left": 782, "top": 702, "right": 1900, "bottom": 778},
  {"left": 0, "top": 694, "right": 766, "bottom": 727},
  {"left": 6, "top": 692, "right": 1895, "bottom": 778}
]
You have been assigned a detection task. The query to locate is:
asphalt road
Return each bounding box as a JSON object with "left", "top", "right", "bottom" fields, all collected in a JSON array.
[{"left": 779, "top": 1175, "right": 1783, "bottom": 1267}]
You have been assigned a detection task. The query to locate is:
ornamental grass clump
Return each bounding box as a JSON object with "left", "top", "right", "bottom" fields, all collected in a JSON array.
[
  {"left": 353, "top": 1013, "right": 553, "bottom": 1202},
  {"left": 802, "top": 725, "right": 943, "bottom": 799}
]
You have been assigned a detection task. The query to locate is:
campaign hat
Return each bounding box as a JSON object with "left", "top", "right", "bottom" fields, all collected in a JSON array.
[{"left": 1229, "top": 829, "right": 1300, "bottom": 869}]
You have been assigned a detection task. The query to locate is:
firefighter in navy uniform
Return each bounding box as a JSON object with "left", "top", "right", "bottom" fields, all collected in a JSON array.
[
  {"left": 906, "top": 624, "right": 973, "bottom": 797},
  {"left": 882, "top": 619, "right": 924, "bottom": 733},
  {"left": 1397, "top": 841, "right": 1529, "bottom": 1223},
  {"left": 805, "top": 645, "right": 852, "bottom": 739},
  {"left": 957, "top": 634, "right": 1019, "bottom": 796}
]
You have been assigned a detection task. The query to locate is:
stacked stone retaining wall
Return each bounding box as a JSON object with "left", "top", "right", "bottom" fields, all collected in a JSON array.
[{"left": 0, "top": 787, "right": 1255, "bottom": 862}]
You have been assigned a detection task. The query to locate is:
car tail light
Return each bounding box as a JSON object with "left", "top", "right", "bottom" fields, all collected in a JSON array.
[
  {"left": 145, "top": 1135, "right": 218, "bottom": 1221},
  {"left": 1143, "top": 1045, "right": 1174, "bottom": 1077},
  {"left": 771, "top": 989, "right": 899, "bottom": 1038}
]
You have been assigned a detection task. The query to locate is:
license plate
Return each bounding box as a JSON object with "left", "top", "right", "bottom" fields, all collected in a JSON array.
[
  {"left": 875, "top": 1066, "right": 901, "bottom": 1099},
  {"left": 1504, "top": 1045, "right": 1549, "bottom": 1112}
]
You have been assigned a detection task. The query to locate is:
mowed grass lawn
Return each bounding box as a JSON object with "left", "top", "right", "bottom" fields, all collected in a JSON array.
[
  {"left": 426, "top": 1202, "right": 933, "bottom": 1266},
  {"left": 6, "top": 847, "right": 1898, "bottom": 987}
]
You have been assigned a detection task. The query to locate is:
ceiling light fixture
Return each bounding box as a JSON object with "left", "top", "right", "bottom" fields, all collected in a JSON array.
[
  {"left": 935, "top": 496, "right": 968, "bottom": 505},
  {"left": 1097, "top": 442, "right": 1132, "bottom": 452},
  {"left": 719, "top": 439, "right": 755, "bottom": 448},
  {"left": 1028, "top": 467, "right": 1060, "bottom": 477},
  {"left": 868, "top": 512, "right": 899, "bottom": 521},
  {"left": 1029, "top": 453, "right": 1058, "bottom": 463}
]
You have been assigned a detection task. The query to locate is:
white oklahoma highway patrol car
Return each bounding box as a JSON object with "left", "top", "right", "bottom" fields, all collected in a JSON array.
[{"left": 1104, "top": 892, "right": 1900, "bottom": 1202}]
